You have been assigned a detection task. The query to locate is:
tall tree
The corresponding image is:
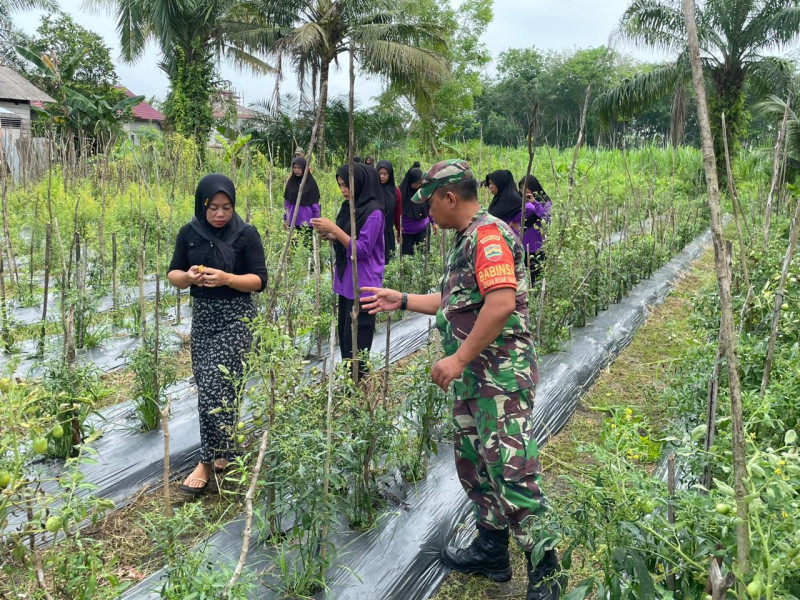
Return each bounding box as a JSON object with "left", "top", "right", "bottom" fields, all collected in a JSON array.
[
  {"left": 27, "top": 14, "right": 119, "bottom": 99},
  {"left": 92, "top": 0, "right": 275, "bottom": 154},
  {"left": 381, "top": 0, "right": 491, "bottom": 153},
  {"left": 263, "top": 0, "right": 450, "bottom": 167},
  {"left": 597, "top": 0, "right": 798, "bottom": 167},
  {"left": 0, "top": 0, "right": 57, "bottom": 68}
]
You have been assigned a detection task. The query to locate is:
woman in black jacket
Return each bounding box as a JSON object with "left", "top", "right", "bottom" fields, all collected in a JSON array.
[{"left": 168, "top": 174, "right": 268, "bottom": 495}]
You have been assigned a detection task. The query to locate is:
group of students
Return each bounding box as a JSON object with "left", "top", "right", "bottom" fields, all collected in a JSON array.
[
  {"left": 167, "top": 157, "right": 563, "bottom": 598},
  {"left": 284, "top": 153, "right": 434, "bottom": 261},
  {"left": 167, "top": 159, "right": 552, "bottom": 491}
]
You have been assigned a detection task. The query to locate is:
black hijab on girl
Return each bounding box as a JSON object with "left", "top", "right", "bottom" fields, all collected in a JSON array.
[
  {"left": 399, "top": 161, "right": 427, "bottom": 220},
  {"left": 284, "top": 156, "right": 321, "bottom": 207},
  {"left": 190, "top": 173, "right": 247, "bottom": 272},
  {"left": 518, "top": 175, "right": 551, "bottom": 203},
  {"left": 486, "top": 169, "right": 524, "bottom": 223},
  {"left": 333, "top": 163, "right": 383, "bottom": 280},
  {"left": 376, "top": 159, "right": 397, "bottom": 216}
]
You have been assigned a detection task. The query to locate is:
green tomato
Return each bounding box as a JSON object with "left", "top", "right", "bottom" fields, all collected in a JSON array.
[
  {"left": 253, "top": 418, "right": 263, "bottom": 428},
  {"left": 0, "top": 470, "right": 11, "bottom": 488},
  {"left": 781, "top": 303, "right": 790, "bottom": 311},
  {"left": 45, "top": 516, "right": 61, "bottom": 533},
  {"left": 236, "top": 421, "right": 245, "bottom": 431},
  {"left": 642, "top": 500, "right": 656, "bottom": 514},
  {"left": 51, "top": 424, "right": 64, "bottom": 439},
  {"left": 32, "top": 437, "right": 48, "bottom": 454},
  {"left": 715, "top": 503, "right": 732, "bottom": 515},
  {"left": 236, "top": 434, "right": 245, "bottom": 444},
  {"left": 747, "top": 580, "right": 763, "bottom": 598}
]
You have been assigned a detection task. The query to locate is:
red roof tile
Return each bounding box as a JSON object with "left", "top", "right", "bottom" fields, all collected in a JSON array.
[{"left": 116, "top": 86, "right": 165, "bottom": 123}]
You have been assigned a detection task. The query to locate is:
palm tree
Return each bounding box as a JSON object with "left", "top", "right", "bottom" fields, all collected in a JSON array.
[
  {"left": 261, "top": 0, "right": 449, "bottom": 168},
  {"left": 597, "top": 0, "right": 799, "bottom": 170},
  {"left": 0, "top": 0, "right": 57, "bottom": 67},
  {"left": 91, "top": 0, "right": 276, "bottom": 152}
]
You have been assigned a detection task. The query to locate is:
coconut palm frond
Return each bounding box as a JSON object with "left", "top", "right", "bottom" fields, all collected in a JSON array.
[
  {"left": 747, "top": 55, "right": 795, "bottom": 99},
  {"left": 595, "top": 60, "right": 688, "bottom": 124},
  {"left": 616, "top": 0, "right": 686, "bottom": 54},
  {"left": 355, "top": 38, "right": 449, "bottom": 86}
]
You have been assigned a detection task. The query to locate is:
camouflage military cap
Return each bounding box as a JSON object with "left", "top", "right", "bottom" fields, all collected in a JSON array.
[{"left": 411, "top": 159, "right": 474, "bottom": 204}]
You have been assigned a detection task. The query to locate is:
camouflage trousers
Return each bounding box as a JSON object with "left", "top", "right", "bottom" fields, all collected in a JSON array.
[{"left": 452, "top": 387, "right": 546, "bottom": 551}]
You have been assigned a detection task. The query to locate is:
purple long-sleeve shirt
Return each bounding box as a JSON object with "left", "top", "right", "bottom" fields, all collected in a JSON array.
[
  {"left": 402, "top": 215, "right": 430, "bottom": 235},
  {"left": 284, "top": 200, "right": 321, "bottom": 227},
  {"left": 510, "top": 200, "right": 551, "bottom": 254},
  {"left": 333, "top": 210, "right": 386, "bottom": 300}
]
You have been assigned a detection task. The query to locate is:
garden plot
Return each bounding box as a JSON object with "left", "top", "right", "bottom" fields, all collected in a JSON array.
[{"left": 120, "top": 227, "right": 712, "bottom": 600}]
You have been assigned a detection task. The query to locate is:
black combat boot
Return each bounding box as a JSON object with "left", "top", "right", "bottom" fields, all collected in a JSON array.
[
  {"left": 440, "top": 525, "right": 512, "bottom": 582},
  {"left": 526, "top": 549, "right": 567, "bottom": 600}
]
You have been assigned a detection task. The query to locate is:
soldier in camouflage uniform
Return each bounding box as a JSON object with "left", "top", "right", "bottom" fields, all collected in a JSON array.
[{"left": 362, "top": 159, "right": 566, "bottom": 600}]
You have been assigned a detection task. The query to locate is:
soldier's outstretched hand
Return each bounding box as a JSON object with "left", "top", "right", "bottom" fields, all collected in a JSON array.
[{"left": 360, "top": 287, "right": 402, "bottom": 314}]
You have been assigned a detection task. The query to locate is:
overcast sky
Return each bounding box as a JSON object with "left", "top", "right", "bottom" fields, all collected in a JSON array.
[{"left": 14, "top": 0, "right": 665, "bottom": 107}]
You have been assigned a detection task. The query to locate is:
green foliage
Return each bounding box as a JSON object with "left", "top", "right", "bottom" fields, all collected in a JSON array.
[
  {"left": 127, "top": 331, "right": 178, "bottom": 431},
  {"left": 532, "top": 209, "right": 800, "bottom": 598},
  {"left": 26, "top": 13, "right": 119, "bottom": 99},
  {"left": 162, "top": 43, "right": 216, "bottom": 162}
]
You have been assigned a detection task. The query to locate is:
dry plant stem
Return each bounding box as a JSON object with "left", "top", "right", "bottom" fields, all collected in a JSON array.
[
  {"left": 347, "top": 40, "right": 359, "bottom": 383},
  {"left": 683, "top": 0, "right": 751, "bottom": 575},
  {"left": 520, "top": 104, "right": 539, "bottom": 246},
  {"left": 38, "top": 223, "right": 52, "bottom": 357},
  {"left": 264, "top": 77, "right": 325, "bottom": 317},
  {"left": 224, "top": 398, "right": 274, "bottom": 597},
  {"left": 320, "top": 319, "right": 336, "bottom": 564},
  {"left": 568, "top": 85, "right": 591, "bottom": 189},
  {"left": 708, "top": 560, "right": 735, "bottom": 600},
  {"left": 703, "top": 330, "right": 723, "bottom": 491},
  {"left": 26, "top": 496, "right": 54, "bottom": 600},
  {"left": 313, "top": 227, "right": 322, "bottom": 356},
  {"left": 0, "top": 245, "right": 9, "bottom": 353},
  {"left": 138, "top": 222, "right": 149, "bottom": 339},
  {"left": 667, "top": 453, "right": 676, "bottom": 592},
  {"left": 764, "top": 97, "right": 790, "bottom": 249},
  {"left": 721, "top": 113, "right": 752, "bottom": 297},
  {"left": 111, "top": 233, "right": 118, "bottom": 313},
  {"left": 545, "top": 143, "right": 560, "bottom": 195},
  {"left": 759, "top": 197, "right": 800, "bottom": 397},
  {"left": 1, "top": 166, "right": 19, "bottom": 289}
]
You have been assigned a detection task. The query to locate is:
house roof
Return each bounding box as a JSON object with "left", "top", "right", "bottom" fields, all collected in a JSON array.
[
  {"left": 116, "top": 86, "right": 166, "bottom": 123},
  {"left": 0, "top": 65, "right": 55, "bottom": 103}
]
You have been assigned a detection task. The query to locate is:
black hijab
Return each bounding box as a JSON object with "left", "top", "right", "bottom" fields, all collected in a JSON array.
[
  {"left": 284, "top": 156, "right": 320, "bottom": 207},
  {"left": 190, "top": 173, "right": 247, "bottom": 272},
  {"left": 518, "top": 175, "right": 551, "bottom": 204},
  {"left": 333, "top": 163, "right": 383, "bottom": 281},
  {"left": 399, "top": 161, "right": 427, "bottom": 220},
  {"left": 518, "top": 175, "right": 551, "bottom": 229},
  {"left": 486, "top": 169, "right": 524, "bottom": 223},
  {"left": 376, "top": 159, "right": 397, "bottom": 221}
]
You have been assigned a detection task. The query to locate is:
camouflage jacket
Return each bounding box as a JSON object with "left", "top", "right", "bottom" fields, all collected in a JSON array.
[{"left": 436, "top": 209, "right": 539, "bottom": 399}]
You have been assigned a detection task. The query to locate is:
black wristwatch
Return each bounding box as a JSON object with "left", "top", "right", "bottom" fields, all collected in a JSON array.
[{"left": 400, "top": 292, "right": 408, "bottom": 311}]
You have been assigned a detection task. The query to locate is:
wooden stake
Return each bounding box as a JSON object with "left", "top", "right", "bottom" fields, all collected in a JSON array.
[
  {"left": 683, "top": 0, "right": 751, "bottom": 574},
  {"left": 38, "top": 223, "right": 51, "bottom": 357},
  {"left": 347, "top": 41, "right": 360, "bottom": 384},
  {"left": 760, "top": 197, "right": 800, "bottom": 396},
  {"left": 764, "top": 97, "right": 790, "bottom": 249}
]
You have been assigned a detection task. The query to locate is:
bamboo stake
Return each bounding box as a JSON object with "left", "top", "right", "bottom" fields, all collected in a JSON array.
[
  {"left": 764, "top": 97, "right": 790, "bottom": 249},
  {"left": 112, "top": 233, "right": 118, "bottom": 313},
  {"left": 319, "top": 318, "right": 336, "bottom": 568},
  {"left": 38, "top": 224, "right": 51, "bottom": 357},
  {"left": 760, "top": 197, "right": 800, "bottom": 397},
  {"left": 0, "top": 245, "right": 9, "bottom": 353},
  {"left": 138, "top": 223, "right": 149, "bottom": 339},
  {"left": 721, "top": 113, "right": 751, "bottom": 298},
  {"left": 667, "top": 452, "right": 676, "bottom": 592},
  {"left": 347, "top": 41, "right": 360, "bottom": 383},
  {"left": 683, "top": 0, "right": 750, "bottom": 574}
]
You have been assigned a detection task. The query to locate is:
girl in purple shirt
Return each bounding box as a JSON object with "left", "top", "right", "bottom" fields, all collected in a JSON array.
[
  {"left": 399, "top": 162, "right": 431, "bottom": 256},
  {"left": 311, "top": 163, "right": 385, "bottom": 380},
  {"left": 283, "top": 156, "right": 321, "bottom": 247},
  {"left": 518, "top": 175, "right": 552, "bottom": 284}
]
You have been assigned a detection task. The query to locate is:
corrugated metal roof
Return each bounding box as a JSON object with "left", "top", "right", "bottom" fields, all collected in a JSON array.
[
  {"left": 117, "top": 87, "right": 166, "bottom": 123},
  {"left": 0, "top": 66, "right": 55, "bottom": 103}
]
